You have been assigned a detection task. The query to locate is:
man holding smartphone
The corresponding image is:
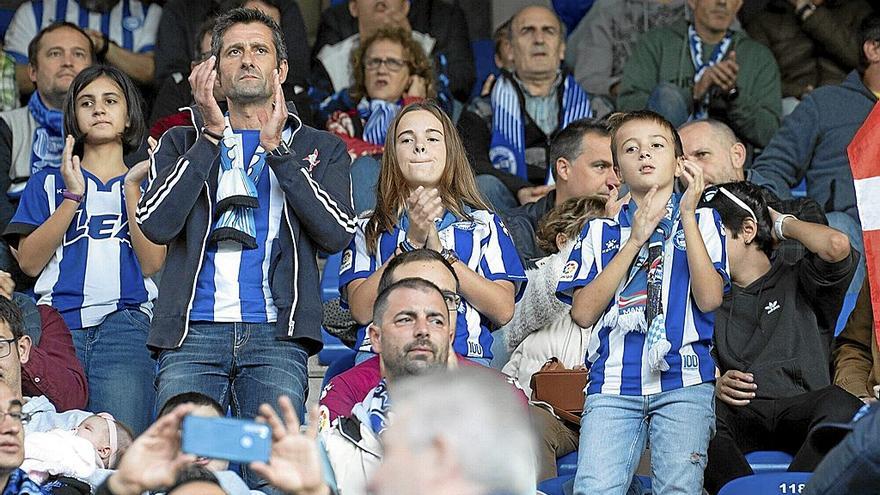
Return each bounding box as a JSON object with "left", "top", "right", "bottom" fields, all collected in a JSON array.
[{"left": 136, "top": 6, "right": 355, "bottom": 491}]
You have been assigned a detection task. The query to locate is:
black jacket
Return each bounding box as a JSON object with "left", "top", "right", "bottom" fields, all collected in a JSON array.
[
  {"left": 136, "top": 103, "right": 355, "bottom": 353},
  {"left": 713, "top": 248, "right": 857, "bottom": 400},
  {"left": 501, "top": 190, "right": 556, "bottom": 265}
]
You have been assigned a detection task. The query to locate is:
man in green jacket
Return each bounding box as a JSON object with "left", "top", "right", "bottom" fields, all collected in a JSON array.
[{"left": 617, "top": 0, "right": 781, "bottom": 149}]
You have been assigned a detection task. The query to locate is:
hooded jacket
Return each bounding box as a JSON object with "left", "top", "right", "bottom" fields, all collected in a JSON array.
[
  {"left": 750, "top": 71, "right": 876, "bottom": 221},
  {"left": 617, "top": 18, "right": 781, "bottom": 148},
  {"left": 136, "top": 103, "right": 355, "bottom": 353}
]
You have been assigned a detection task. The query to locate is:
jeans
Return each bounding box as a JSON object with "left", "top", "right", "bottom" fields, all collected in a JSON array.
[
  {"left": 476, "top": 174, "right": 519, "bottom": 214},
  {"left": 350, "top": 155, "right": 381, "bottom": 214},
  {"left": 646, "top": 82, "right": 691, "bottom": 128},
  {"left": 71, "top": 308, "right": 157, "bottom": 435},
  {"left": 574, "top": 383, "right": 716, "bottom": 495},
  {"left": 826, "top": 211, "right": 866, "bottom": 333},
  {"left": 156, "top": 321, "right": 309, "bottom": 491},
  {"left": 705, "top": 385, "right": 863, "bottom": 494},
  {"left": 804, "top": 404, "right": 880, "bottom": 495}
]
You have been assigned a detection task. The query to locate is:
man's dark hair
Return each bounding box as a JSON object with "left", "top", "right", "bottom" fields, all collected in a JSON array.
[
  {"left": 699, "top": 181, "right": 774, "bottom": 258},
  {"left": 27, "top": 22, "right": 96, "bottom": 68},
  {"left": 192, "top": 19, "right": 218, "bottom": 62},
  {"left": 0, "top": 298, "right": 23, "bottom": 340},
  {"left": 550, "top": 118, "right": 611, "bottom": 168},
  {"left": 63, "top": 65, "right": 146, "bottom": 155},
  {"left": 212, "top": 7, "right": 287, "bottom": 66},
  {"left": 159, "top": 391, "right": 225, "bottom": 417},
  {"left": 167, "top": 465, "right": 221, "bottom": 494},
  {"left": 607, "top": 110, "right": 684, "bottom": 170},
  {"left": 377, "top": 249, "right": 459, "bottom": 294},
  {"left": 373, "top": 277, "right": 447, "bottom": 325},
  {"left": 858, "top": 13, "right": 880, "bottom": 74}
]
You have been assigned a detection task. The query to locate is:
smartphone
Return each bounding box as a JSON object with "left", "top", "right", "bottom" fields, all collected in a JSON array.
[{"left": 181, "top": 415, "right": 271, "bottom": 464}]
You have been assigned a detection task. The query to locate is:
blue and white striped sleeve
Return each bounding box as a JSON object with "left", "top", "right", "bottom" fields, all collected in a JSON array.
[
  {"left": 479, "top": 215, "right": 528, "bottom": 301},
  {"left": 697, "top": 207, "right": 731, "bottom": 293},
  {"left": 338, "top": 223, "right": 377, "bottom": 305},
  {"left": 3, "top": 3, "right": 36, "bottom": 64},
  {"left": 556, "top": 219, "right": 600, "bottom": 304},
  {"left": 4, "top": 171, "right": 52, "bottom": 247}
]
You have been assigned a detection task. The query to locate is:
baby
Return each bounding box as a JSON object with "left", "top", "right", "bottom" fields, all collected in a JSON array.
[{"left": 22, "top": 413, "right": 133, "bottom": 483}]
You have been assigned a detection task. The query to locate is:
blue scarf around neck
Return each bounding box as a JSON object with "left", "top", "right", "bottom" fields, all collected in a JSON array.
[
  {"left": 358, "top": 97, "right": 401, "bottom": 146},
  {"left": 489, "top": 71, "right": 592, "bottom": 180},
  {"left": 687, "top": 24, "right": 733, "bottom": 120},
  {"left": 27, "top": 91, "right": 65, "bottom": 177}
]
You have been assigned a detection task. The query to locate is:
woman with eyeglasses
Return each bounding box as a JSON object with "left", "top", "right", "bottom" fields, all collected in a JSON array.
[
  {"left": 339, "top": 101, "right": 526, "bottom": 367},
  {"left": 320, "top": 26, "right": 436, "bottom": 213},
  {"left": 698, "top": 181, "right": 862, "bottom": 494}
]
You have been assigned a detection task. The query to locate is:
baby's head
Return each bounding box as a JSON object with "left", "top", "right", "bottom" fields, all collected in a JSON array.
[
  {"left": 75, "top": 414, "right": 134, "bottom": 469},
  {"left": 607, "top": 110, "right": 684, "bottom": 198}
]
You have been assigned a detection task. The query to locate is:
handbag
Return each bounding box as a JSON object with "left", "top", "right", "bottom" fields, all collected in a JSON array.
[{"left": 529, "top": 357, "right": 588, "bottom": 426}]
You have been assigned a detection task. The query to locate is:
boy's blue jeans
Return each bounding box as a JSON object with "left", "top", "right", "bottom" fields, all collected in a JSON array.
[
  {"left": 71, "top": 308, "right": 157, "bottom": 436},
  {"left": 574, "top": 383, "right": 716, "bottom": 495}
]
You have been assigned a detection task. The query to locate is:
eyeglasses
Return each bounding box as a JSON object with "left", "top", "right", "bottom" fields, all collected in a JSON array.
[
  {"left": 364, "top": 57, "right": 408, "bottom": 72},
  {"left": 0, "top": 410, "right": 29, "bottom": 425},
  {"left": 0, "top": 338, "right": 19, "bottom": 359},
  {"left": 441, "top": 290, "right": 461, "bottom": 312}
]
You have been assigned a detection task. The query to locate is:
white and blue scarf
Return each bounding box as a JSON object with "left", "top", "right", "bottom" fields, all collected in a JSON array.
[
  {"left": 489, "top": 71, "right": 592, "bottom": 180},
  {"left": 358, "top": 98, "right": 401, "bottom": 146},
  {"left": 27, "top": 91, "right": 65, "bottom": 176},
  {"left": 351, "top": 379, "right": 393, "bottom": 437},
  {"left": 209, "top": 116, "right": 290, "bottom": 249},
  {"left": 618, "top": 195, "right": 679, "bottom": 372},
  {"left": 687, "top": 24, "right": 733, "bottom": 120}
]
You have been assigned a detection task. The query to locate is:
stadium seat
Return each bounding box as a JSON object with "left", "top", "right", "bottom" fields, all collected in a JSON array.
[
  {"left": 321, "top": 350, "right": 357, "bottom": 388},
  {"left": 321, "top": 252, "right": 343, "bottom": 302},
  {"left": 537, "top": 474, "right": 572, "bottom": 495},
  {"left": 745, "top": 450, "right": 794, "bottom": 474},
  {"left": 319, "top": 328, "right": 352, "bottom": 366},
  {"left": 718, "top": 472, "right": 810, "bottom": 495},
  {"left": 556, "top": 451, "right": 578, "bottom": 476}
]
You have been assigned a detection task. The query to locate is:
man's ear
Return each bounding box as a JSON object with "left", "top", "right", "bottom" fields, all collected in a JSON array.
[
  {"left": 368, "top": 323, "right": 382, "bottom": 354},
  {"left": 401, "top": 0, "right": 410, "bottom": 17},
  {"left": 277, "top": 59, "right": 289, "bottom": 85},
  {"left": 555, "top": 157, "right": 571, "bottom": 182},
  {"left": 17, "top": 335, "right": 31, "bottom": 366},
  {"left": 349, "top": 0, "right": 359, "bottom": 18},
  {"left": 730, "top": 142, "right": 746, "bottom": 171},
  {"left": 27, "top": 64, "right": 37, "bottom": 86},
  {"left": 864, "top": 39, "right": 880, "bottom": 66},
  {"left": 741, "top": 217, "right": 758, "bottom": 244}
]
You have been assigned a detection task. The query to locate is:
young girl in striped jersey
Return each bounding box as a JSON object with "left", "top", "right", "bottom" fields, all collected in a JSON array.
[
  {"left": 4, "top": 66, "right": 163, "bottom": 434},
  {"left": 339, "top": 101, "right": 526, "bottom": 366}
]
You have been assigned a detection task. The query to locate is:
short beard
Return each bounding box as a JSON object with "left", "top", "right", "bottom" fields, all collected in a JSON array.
[
  {"left": 226, "top": 84, "right": 271, "bottom": 105},
  {"left": 383, "top": 338, "right": 448, "bottom": 380}
]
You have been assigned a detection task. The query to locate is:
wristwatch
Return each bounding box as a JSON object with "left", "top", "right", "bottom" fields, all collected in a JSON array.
[
  {"left": 440, "top": 248, "right": 458, "bottom": 265},
  {"left": 774, "top": 214, "right": 796, "bottom": 241},
  {"left": 723, "top": 86, "right": 739, "bottom": 102},
  {"left": 61, "top": 190, "right": 84, "bottom": 204},
  {"left": 267, "top": 141, "right": 291, "bottom": 157}
]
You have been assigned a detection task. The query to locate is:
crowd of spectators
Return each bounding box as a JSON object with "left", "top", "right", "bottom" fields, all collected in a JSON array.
[{"left": 0, "top": 0, "right": 872, "bottom": 494}]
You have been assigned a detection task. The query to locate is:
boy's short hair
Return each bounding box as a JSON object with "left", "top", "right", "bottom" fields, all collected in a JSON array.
[
  {"left": 699, "top": 181, "right": 774, "bottom": 257},
  {"left": 607, "top": 110, "right": 684, "bottom": 170},
  {"left": 536, "top": 195, "right": 607, "bottom": 254},
  {"left": 158, "top": 391, "right": 225, "bottom": 417}
]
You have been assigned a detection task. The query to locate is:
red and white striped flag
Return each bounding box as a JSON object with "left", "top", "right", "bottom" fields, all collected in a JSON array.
[{"left": 847, "top": 101, "right": 880, "bottom": 348}]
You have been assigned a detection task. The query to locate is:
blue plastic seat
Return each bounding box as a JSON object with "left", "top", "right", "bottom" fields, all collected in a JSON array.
[
  {"left": 537, "top": 474, "right": 572, "bottom": 495},
  {"left": 718, "top": 472, "right": 810, "bottom": 495},
  {"left": 556, "top": 451, "right": 578, "bottom": 476},
  {"left": 745, "top": 450, "right": 794, "bottom": 474},
  {"left": 321, "top": 252, "right": 343, "bottom": 302},
  {"left": 318, "top": 328, "right": 352, "bottom": 366}
]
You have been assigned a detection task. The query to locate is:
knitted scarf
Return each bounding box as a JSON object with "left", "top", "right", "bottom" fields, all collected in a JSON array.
[
  {"left": 3, "top": 468, "right": 54, "bottom": 494},
  {"left": 210, "top": 116, "right": 269, "bottom": 249},
  {"left": 618, "top": 195, "right": 679, "bottom": 372},
  {"left": 27, "top": 91, "right": 65, "bottom": 178},
  {"left": 358, "top": 379, "right": 392, "bottom": 437},
  {"left": 687, "top": 24, "right": 733, "bottom": 120},
  {"left": 489, "top": 71, "right": 592, "bottom": 179},
  {"left": 358, "top": 98, "right": 401, "bottom": 146}
]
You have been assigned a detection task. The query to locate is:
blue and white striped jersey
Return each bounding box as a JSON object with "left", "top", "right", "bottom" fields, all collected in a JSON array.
[
  {"left": 557, "top": 204, "right": 730, "bottom": 396},
  {"left": 4, "top": 0, "right": 161, "bottom": 64},
  {"left": 339, "top": 209, "right": 527, "bottom": 359},
  {"left": 9, "top": 168, "right": 157, "bottom": 330},
  {"left": 190, "top": 130, "right": 283, "bottom": 323}
]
